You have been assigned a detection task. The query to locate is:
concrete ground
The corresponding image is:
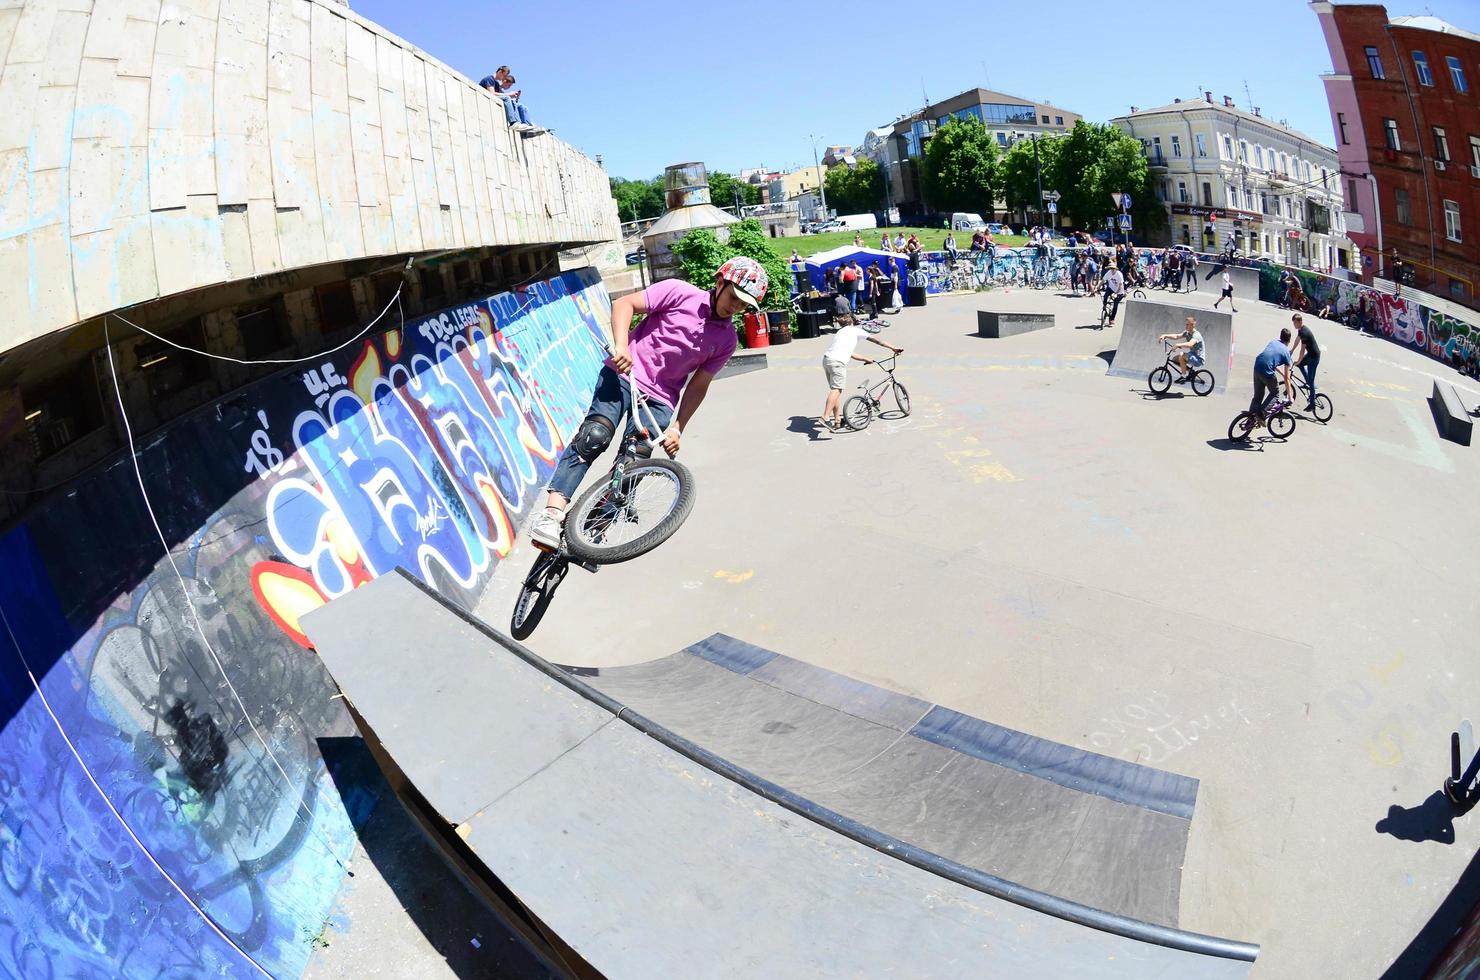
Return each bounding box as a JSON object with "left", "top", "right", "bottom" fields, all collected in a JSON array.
[{"left": 470, "top": 283, "right": 1480, "bottom": 979}]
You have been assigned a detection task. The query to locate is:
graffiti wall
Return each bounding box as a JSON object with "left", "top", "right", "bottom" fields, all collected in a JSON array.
[
  {"left": 0, "top": 268, "right": 610, "bottom": 977},
  {"left": 1258, "top": 266, "right": 1479, "bottom": 365}
]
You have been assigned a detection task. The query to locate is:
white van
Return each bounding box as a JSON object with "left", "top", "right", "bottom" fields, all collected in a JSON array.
[
  {"left": 951, "top": 212, "right": 987, "bottom": 231},
  {"left": 836, "top": 213, "right": 878, "bottom": 231}
]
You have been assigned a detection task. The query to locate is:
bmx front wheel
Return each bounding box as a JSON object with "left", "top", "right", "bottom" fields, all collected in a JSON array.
[
  {"left": 1191, "top": 370, "right": 1215, "bottom": 396},
  {"left": 1132, "top": 288, "right": 1147, "bottom": 299},
  {"left": 1267, "top": 411, "right": 1296, "bottom": 439},
  {"left": 887, "top": 381, "right": 911, "bottom": 418},
  {"left": 1311, "top": 394, "right": 1333, "bottom": 422},
  {"left": 1228, "top": 412, "right": 1256, "bottom": 442},
  {"left": 843, "top": 395, "right": 874, "bottom": 430},
  {"left": 1148, "top": 366, "right": 1172, "bottom": 394},
  {"left": 510, "top": 551, "right": 567, "bottom": 640},
  {"left": 564, "top": 458, "right": 695, "bottom": 564}
]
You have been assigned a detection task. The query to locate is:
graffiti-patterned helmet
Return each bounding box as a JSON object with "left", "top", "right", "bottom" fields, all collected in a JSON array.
[{"left": 716, "top": 256, "right": 769, "bottom": 308}]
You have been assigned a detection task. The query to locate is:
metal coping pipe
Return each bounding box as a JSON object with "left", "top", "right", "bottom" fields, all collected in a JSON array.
[{"left": 390, "top": 568, "right": 1261, "bottom": 964}]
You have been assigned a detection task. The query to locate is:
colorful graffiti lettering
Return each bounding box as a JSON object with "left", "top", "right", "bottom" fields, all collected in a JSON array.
[{"left": 0, "top": 268, "right": 612, "bottom": 976}]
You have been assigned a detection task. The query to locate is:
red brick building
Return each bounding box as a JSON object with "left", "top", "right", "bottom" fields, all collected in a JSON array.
[{"left": 1313, "top": 3, "right": 1479, "bottom": 307}]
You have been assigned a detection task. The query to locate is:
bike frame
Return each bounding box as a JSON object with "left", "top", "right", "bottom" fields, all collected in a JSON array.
[{"left": 855, "top": 354, "right": 901, "bottom": 405}]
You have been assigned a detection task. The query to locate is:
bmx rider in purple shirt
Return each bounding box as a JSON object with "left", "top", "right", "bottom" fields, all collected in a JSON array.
[{"left": 529, "top": 257, "right": 769, "bottom": 550}]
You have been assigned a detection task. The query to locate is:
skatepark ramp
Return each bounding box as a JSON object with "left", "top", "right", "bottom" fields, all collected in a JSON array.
[
  {"left": 303, "top": 571, "right": 1259, "bottom": 977},
  {"left": 1107, "top": 298, "right": 1235, "bottom": 394}
]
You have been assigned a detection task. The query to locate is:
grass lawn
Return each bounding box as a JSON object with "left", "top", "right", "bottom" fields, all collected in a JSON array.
[{"left": 782, "top": 227, "right": 1029, "bottom": 257}]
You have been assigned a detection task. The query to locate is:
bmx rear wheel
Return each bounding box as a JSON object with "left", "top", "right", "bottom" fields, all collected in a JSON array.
[
  {"left": 1148, "top": 366, "right": 1172, "bottom": 394},
  {"left": 1267, "top": 411, "right": 1296, "bottom": 439},
  {"left": 843, "top": 395, "right": 873, "bottom": 430},
  {"left": 1191, "top": 370, "right": 1215, "bottom": 396},
  {"left": 1228, "top": 412, "right": 1256, "bottom": 442},
  {"left": 1311, "top": 394, "right": 1333, "bottom": 422},
  {"left": 511, "top": 551, "right": 567, "bottom": 640},
  {"left": 564, "top": 458, "right": 695, "bottom": 564}
]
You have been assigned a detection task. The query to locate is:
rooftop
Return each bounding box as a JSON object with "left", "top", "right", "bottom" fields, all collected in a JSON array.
[
  {"left": 1113, "top": 97, "right": 1336, "bottom": 153},
  {"left": 1389, "top": 15, "right": 1480, "bottom": 45}
]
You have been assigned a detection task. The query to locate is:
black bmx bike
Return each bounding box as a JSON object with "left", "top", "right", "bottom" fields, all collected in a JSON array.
[
  {"left": 1289, "top": 369, "right": 1334, "bottom": 423},
  {"left": 1148, "top": 339, "right": 1215, "bottom": 396},
  {"left": 843, "top": 353, "right": 910, "bottom": 430},
  {"left": 510, "top": 376, "right": 695, "bottom": 640},
  {"left": 1228, "top": 392, "right": 1297, "bottom": 443}
]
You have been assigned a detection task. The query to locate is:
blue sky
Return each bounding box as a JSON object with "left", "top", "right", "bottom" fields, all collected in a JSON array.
[{"left": 354, "top": 0, "right": 1478, "bottom": 180}]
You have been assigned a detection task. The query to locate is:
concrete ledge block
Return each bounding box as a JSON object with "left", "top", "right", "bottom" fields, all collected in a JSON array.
[
  {"left": 977, "top": 311, "right": 1055, "bottom": 338},
  {"left": 1432, "top": 380, "right": 1473, "bottom": 446},
  {"left": 717, "top": 349, "right": 767, "bottom": 380}
]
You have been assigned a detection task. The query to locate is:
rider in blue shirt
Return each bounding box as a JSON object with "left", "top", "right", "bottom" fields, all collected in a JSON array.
[{"left": 1250, "top": 329, "right": 1294, "bottom": 424}]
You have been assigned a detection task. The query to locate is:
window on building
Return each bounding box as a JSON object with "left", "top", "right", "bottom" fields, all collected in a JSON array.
[
  {"left": 1395, "top": 188, "right": 1412, "bottom": 224},
  {"left": 1384, "top": 118, "right": 1400, "bottom": 151},
  {"left": 1447, "top": 56, "right": 1469, "bottom": 93},
  {"left": 1226, "top": 186, "right": 1238, "bottom": 208},
  {"left": 1349, "top": 179, "right": 1358, "bottom": 206},
  {"left": 1152, "top": 136, "right": 1163, "bottom": 162},
  {"left": 1434, "top": 126, "right": 1450, "bottom": 161},
  {"left": 1177, "top": 181, "right": 1188, "bottom": 203},
  {"left": 1202, "top": 181, "right": 1212, "bottom": 206},
  {"left": 1254, "top": 145, "right": 1264, "bottom": 168},
  {"left": 1413, "top": 51, "right": 1433, "bottom": 86},
  {"left": 1164, "top": 179, "right": 1172, "bottom": 200},
  {"left": 1365, "top": 46, "right": 1385, "bottom": 78},
  {"left": 996, "top": 132, "right": 1008, "bottom": 147},
  {"left": 1471, "top": 135, "right": 1480, "bottom": 171},
  {"left": 1195, "top": 133, "right": 1208, "bottom": 157},
  {"left": 1222, "top": 134, "right": 1233, "bottom": 159},
  {"left": 1286, "top": 198, "right": 1295, "bottom": 219},
  {"left": 315, "top": 281, "right": 358, "bottom": 334},
  {"left": 1261, "top": 192, "right": 1270, "bottom": 214},
  {"left": 136, "top": 317, "right": 212, "bottom": 402},
  {"left": 1452, "top": 279, "right": 1469, "bottom": 299},
  {"left": 238, "top": 302, "right": 292, "bottom": 360},
  {"left": 1055, "top": 116, "right": 1063, "bottom": 126},
  {"left": 1171, "top": 135, "right": 1183, "bottom": 158},
  {"left": 22, "top": 358, "right": 106, "bottom": 461},
  {"left": 1041, "top": 114, "right": 1049, "bottom": 124},
  {"left": 1239, "top": 140, "right": 1249, "bottom": 162},
  {"left": 1444, "top": 199, "right": 1462, "bottom": 241},
  {"left": 1156, "top": 182, "right": 1166, "bottom": 202}
]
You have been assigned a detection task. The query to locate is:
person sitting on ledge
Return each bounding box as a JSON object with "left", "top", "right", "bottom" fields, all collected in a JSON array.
[{"left": 479, "top": 65, "right": 543, "bottom": 136}]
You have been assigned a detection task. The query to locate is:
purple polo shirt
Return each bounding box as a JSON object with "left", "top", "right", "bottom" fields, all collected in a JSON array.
[{"left": 625, "top": 279, "right": 737, "bottom": 407}]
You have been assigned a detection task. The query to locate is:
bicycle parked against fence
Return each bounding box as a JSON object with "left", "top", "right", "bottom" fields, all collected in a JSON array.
[
  {"left": 511, "top": 373, "right": 694, "bottom": 639},
  {"left": 842, "top": 352, "right": 911, "bottom": 430}
]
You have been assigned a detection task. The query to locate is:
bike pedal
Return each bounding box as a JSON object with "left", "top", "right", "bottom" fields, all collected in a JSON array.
[{"left": 573, "top": 560, "right": 600, "bottom": 573}]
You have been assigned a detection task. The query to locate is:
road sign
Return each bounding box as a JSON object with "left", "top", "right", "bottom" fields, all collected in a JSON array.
[
  {"left": 1041, "top": 190, "right": 1061, "bottom": 202},
  {"left": 1119, "top": 214, "right": 1132, "bottom": 230},
  {"left": 1047, "top": 202, "right": 1057, "bottom": 214},
  {"left": 1122, "top": 192, "right": 1132, "bottom": 211},
  {"left": 1110, "top": 192, "right": 1123, "bottom": 208}
]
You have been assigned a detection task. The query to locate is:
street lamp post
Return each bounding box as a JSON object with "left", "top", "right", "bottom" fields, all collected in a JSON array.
[{"left": 807, "top": 135, "right": 828, "bottom": 221}]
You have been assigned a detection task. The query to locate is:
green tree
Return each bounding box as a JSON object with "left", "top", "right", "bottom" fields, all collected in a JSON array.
[
  {"left": 706, "top": 170, "right": 762, "bottom": 212},
  {"left": 823, "top": 159, "right": 885, "bottom": 216},
  {"left": 999, "top": 136, "right": 1063, "bottom": 222},
  {"left": 609, "top": 176, "right": 665, "bottom": 222},
  {"left": 668, "top": 219, "right": 791, "bottom": 312},
  {"left": 1046, "top": 121, "right": 1152, "bottom": 232},
  {"left": 917, "top": 118, "right": 999, "bottom": 216}
]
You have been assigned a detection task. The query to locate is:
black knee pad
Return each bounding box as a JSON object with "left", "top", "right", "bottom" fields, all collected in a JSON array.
[{"left": 571, "top": 416, "right": 614, "bottom": 463}]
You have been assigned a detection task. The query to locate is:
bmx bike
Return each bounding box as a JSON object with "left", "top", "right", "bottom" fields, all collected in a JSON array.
[
  {"left": 510, "top": 373, "right": 695, "bottom": 639},
  {"left": 1098, "top": 289, "right": 1126, "bottom": 330},
  {"left": 1148, "top": 339, "right": 1215, "bottom": 396},
  {"left": 1227, "top": 392, "right": 1297, "bottom": 443},
  {"left": 1289, "top": 371, "right": 1334, "bottom": 423},
  {"left": 843, "top": 353, "right": 910, "bottom": 431}
]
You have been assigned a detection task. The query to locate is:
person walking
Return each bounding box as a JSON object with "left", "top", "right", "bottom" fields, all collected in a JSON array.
[
  {"left": 1184, "top": 250, "right": 1199, "bottom": 291},
  {"left": 839, "top": 261, "right": 860, "bottom": 313},
  {"left": 1213, "top": 269, "right": 1237, "bottom": 312}
]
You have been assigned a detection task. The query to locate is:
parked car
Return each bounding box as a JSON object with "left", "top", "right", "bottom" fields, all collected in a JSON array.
[
  {"left": 812, "top": 219, "right": 843, "bottom": 234},
  {"left": 624, "top": 246, "right": 646, "bottom": 265},
  {"left": 951, "top": 212, "right": 988, "bottom": 231},
  {"left": 986, "top": 223, "right": 1010, "bottom": 236}
]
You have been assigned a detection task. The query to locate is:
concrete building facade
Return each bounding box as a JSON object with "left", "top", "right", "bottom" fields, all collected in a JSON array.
[
  {"left": 1113, "top": 96, "right": 1354, "bottom": 270},
  {"left": 1312, "top": 2, "right": 1479, "bottom": 305}
]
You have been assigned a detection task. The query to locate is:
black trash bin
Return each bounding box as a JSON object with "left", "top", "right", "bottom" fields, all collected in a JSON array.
[
  {"left": 795, "top": 311, "right": 823, "bottom": 339},
  {"left": 907, "top": 285, "right": 928, "bottom": 307}
]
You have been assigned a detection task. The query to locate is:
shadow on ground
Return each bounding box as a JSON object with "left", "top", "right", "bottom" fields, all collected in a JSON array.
[
  {"left": 1379, "top": 839, "right": 1480, "bottom": 979},
  {"left": 786, "top": 415, "right": 828, "bottom": 441},
  {"left": 1375, "top": 790, "right": 1466, "bottom": 845},
  {"left": 314, "top": 737, "right": 560, "bottom": 979}
]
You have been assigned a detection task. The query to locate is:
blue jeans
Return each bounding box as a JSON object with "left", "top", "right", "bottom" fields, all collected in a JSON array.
[
  {"left": 849, "top": 287, "right": 859, "bottom": 312},
  {"left": 1300, "top": 358, "right": 1319, "bottom": 404},
  {"left": 547, "top": 365, "right": 673, "bottom": 499},
  {"left": 503, "top": 97, "right": 531, "bottom": 126}
]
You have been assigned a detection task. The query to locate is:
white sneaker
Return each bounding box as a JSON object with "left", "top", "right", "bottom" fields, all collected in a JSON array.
[{"left": 529, "top": 510, "right": 563, "bottom": 551}]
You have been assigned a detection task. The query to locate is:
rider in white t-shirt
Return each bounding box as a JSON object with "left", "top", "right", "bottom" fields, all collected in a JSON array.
[
  {"left": 1102, "top": 266, "right": 1126, "bottom": 325},
  {"left": 819, "top": 321, "right": 902, "bottom": 430}
]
